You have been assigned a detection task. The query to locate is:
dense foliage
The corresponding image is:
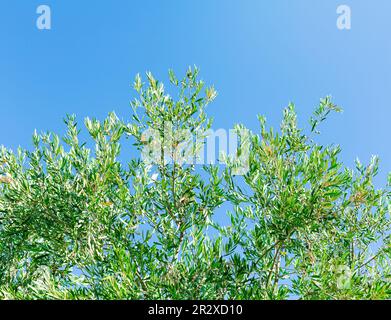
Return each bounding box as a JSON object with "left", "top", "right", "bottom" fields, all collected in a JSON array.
[{"left": 0, "top": 69, "right": 390, "bottom": 299}]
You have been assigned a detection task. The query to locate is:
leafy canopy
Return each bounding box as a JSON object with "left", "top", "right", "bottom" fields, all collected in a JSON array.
[{"left": 0, "top": 68, "right": 390, "bottom": 299}]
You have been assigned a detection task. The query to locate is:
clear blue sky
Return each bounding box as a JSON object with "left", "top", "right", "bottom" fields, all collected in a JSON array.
[{"left": 1, "top": 0, "right": 390, "bottom": 185}]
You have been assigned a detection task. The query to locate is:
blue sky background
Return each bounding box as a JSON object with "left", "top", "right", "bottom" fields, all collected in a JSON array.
[{"left": 1, "top": 0, "right": 390, "bottom": 186}]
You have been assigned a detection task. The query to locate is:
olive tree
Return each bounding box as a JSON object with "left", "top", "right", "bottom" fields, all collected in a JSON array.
[{"left": 0, "top": 69, "right": 390, "bottom": 299}]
